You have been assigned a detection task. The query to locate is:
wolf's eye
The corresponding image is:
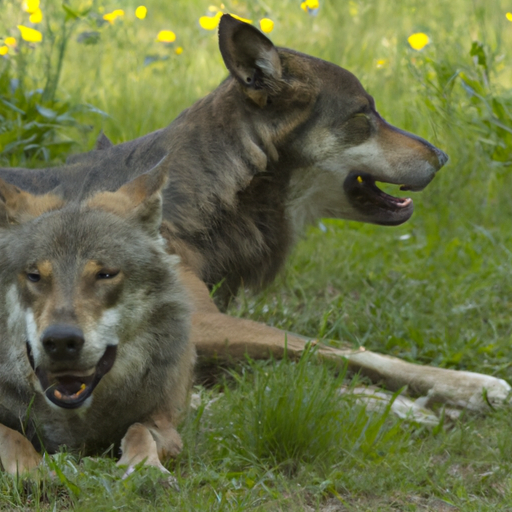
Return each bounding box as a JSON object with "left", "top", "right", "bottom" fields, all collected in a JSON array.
[
  {"left": 27, "top": 272, "right": 41, "bottom": 283},
  {"left": 96, "top": 269, "right": 120, "bottom": 280}
]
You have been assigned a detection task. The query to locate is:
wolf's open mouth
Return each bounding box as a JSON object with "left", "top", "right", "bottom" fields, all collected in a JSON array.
[
  {"left": 344, "top": 171, "right": 415, "bottom": 225},
  {"left": 27, "top": 344, "right": 117, "bottom": 410}
]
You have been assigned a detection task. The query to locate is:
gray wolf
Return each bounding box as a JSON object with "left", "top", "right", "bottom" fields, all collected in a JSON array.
[
  {"left": 0, "top": 15, "right": 509, "bottom": 475},
  {"left": 0, "top": 165, "right": 195, "bottom": 475}
]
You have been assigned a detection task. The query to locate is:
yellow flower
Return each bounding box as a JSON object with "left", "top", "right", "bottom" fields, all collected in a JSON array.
[
  {"left": 506, "top": 12, "right": 512, "bottom": 22},
  {"left": 301, "top": 0, "right": 319, "bottom": 12},
  {"left": 17, "top": 25, "right": 42, "bottom": 43},
  {"left": 230, "top": 14, "right": 252, "bottom": 24},
  {"left": 22, "top": 0, "right": 39, "bottom": 14},
  {"left": 175, "top": 46, "right": 183, "bottom": 55},
  {"left": 259, "top": 18, "right": 274, "bottom": 33},
  {"left": 208, "top": 5, "right": 220, "bottom": 12},
  {"left": 103, "top": 9, "right": 124, "bottom": 24},
  {"left": 135, "top": 6, "right": 147, "bottom": 20},
  {"left": 199, "top": 11, "right": 222, "bottom": 30},
  {"left": 376, "top": 58, "right": 387, "bottom": 68},
  {"left": 5, "top": 37, "right": 16, "bottom": 47},
  {"left": 157, "top": 30, "right": 176, "bottom": 43},
  {"left": 29, "top": 8, "right": 43, "bottom": 24},
  {"left": 407, "top": 32, "right": 429, "bottom": 51},
  {"left": 0, "top": 46, "right": 8, "bottom": 56}
]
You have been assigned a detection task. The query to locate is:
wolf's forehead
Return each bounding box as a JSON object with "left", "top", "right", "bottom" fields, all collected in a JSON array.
[
  {"left": 15, "top": 217, "right": 126, "bottom": 267},
  {"left": 283, "top": 49, "right": 367, "bottom": 92},
  {"left": 28, "top": 258, "right": 108, "bottom": 273}
]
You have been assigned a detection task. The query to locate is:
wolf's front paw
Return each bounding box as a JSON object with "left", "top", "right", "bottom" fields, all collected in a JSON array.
[
  {"left": 118, "top": 423, "right": 170, "bottom": 478},
  {"left": 430, "top": 372, "right": 512, "bottom": 412},
  {"left": 0, "top": 426, "right": 42, "bottom": 476}
]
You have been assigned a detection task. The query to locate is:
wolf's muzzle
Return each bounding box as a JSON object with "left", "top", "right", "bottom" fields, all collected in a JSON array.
[
  {"left": 434, "top": 147, "right": 449, "bottom": 168},
  {"left": 27, "top": 342, "right": 118, "bottom": 410},
  {"left": 42, "top": 325, "right": 85, "bottom": 362}
]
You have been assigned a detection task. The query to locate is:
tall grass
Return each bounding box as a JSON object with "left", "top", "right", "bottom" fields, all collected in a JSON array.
[{"left": 208, "top": 352, "right": 406, "bottom": 472}]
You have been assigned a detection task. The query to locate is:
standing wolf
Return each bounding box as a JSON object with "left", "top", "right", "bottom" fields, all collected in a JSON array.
[{"left": 0, "top": 15, "right": 509, "bottom": 475}]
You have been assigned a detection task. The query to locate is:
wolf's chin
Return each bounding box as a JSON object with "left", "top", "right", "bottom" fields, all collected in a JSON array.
[{"left": 27, "top": 343, "right": 117, "bottom": 410}]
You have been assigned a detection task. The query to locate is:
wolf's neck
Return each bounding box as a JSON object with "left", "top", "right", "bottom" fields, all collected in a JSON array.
[{"left": 284, "top": 166, "right": 332, "bottom": 237}]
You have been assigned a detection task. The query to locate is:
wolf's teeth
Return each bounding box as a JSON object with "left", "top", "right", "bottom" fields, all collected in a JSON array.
[
  {"left": 75, "top": 383, "right": 87, "bottom": 397},
  {"left": 53, "top": 383, "right": 87, "bottom": 401}
]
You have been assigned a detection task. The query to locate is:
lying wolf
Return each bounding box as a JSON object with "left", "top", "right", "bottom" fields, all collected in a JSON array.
[
  {"left": 0, "top": 15, "right": 509, "bottom": 475},
  {"left": 0, "top": 166, "right": 195, "bottom": 475}
]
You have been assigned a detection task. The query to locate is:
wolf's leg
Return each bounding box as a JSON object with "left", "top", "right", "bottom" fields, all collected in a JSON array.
[
  {"left": 143, "top": 413, "right": 183, "bottom": 460},
  {"left": 181, "top": 266, "right": 511, "bottom": 413},
  {"left": 0, "top": 424, "right": 41, "bottom": 475},
  {"left": 117, "top": 339, "right": 194, "bottom": 475},
  {"left": 117, "top": 418, "right": 184, "bottom": 479},
  {"left": 192, "top": 312, "right": 511, "bottom": 413},
  {"left": 117, "top": 423, "right": 172, "bottom": 475}
]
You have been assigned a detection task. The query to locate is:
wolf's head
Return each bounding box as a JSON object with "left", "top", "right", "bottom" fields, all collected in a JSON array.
[
  {"left": 218, "top": 15, "right": 448, "bottom": 230},
  {"left": 0, "top": 159, "right": 188, "bottom": 410}
]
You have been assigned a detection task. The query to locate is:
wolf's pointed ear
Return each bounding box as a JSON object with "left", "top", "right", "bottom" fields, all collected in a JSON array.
[
  {"left": 95, "top": 131, "right": 113, "bottom": 151},
  {"left": 86, "top": 156, "right": 168, "bottom": 237},
  {"left": 0, "top": 179, "right": 64, "bottom": 228},
  {"left": 218, "top": 14, "right": 282, "bottom": 106}
]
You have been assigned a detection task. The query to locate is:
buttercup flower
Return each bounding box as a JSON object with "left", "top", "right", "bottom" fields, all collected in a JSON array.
[
  {"left": 103, "top": 9, "right": 125, "bottom": 24},
  {"left": 22, "top": 0, "right": 39, "bottom": 14},
  {"left": 17, "top": 25, "right": 43, "bottom": 42},
  {"left": 407, "top": 32, "right": 429, "bottom": 51},
  {"left": 506, "top": 12, "right": 512, "bottom": 21},
  {"left": 5, "top": 37, "right": 16, "bottom": 47},
  {"left": 301, "top": 0, "right": 319, "bottom": 13},
  {"left": 199, "top": 11, "right": 223, "bottom": 30},
  {"left": 259, "top": 18, "right": 274, "bottom": 33},
  {"left": 135, "top": 6, "right": 147, "bottom": 20},
  {"left": 29, "top": 8, "right": 43, "bottom": 24},
  {"left": 175, "top": 46, "right": 183, "bottom": 55},
  {"left": 157, "top": 30, "right": 176, "bottom": 43},
  {"left": 0, "top": 46, "right": 8, "bottom": 56}
]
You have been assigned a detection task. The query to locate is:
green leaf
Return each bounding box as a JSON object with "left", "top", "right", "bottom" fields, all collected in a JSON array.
[
  {"left": 46, "top": 455, "right": 82, "bottom": 496},
  {"left": 36, "top": 104, "right": 57, "bottom": 119},
  {"left": 0, "top": 97, "right": 25, "bottom": 115},
  {"left": 470, "top": 41, "right": 487, "bottom": 70},
  {"left": 62, "top": 3, "right": 80, "bottom": 20}
]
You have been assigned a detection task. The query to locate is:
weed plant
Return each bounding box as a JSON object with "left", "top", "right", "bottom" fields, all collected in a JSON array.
[{"left": 1, "top": 0, "right": 512, "bottom": 509}]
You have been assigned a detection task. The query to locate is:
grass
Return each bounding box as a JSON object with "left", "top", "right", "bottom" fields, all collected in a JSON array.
[{"left": 1, "top": 0, "right": 512, "bottom": 509}]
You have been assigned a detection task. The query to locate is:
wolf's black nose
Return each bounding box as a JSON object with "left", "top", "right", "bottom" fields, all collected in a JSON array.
[{"left": 42, "top": 325, "right": 85, "bottom": 361}]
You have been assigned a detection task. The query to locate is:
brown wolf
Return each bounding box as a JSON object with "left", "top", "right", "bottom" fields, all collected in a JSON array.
[{"left": 0, "top": 15, "right": 509, "bottom": 475}]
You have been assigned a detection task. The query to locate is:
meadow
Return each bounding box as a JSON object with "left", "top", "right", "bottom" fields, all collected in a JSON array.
[{"left": 1, "top": 0, "right": 512, "bottom": 509}]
